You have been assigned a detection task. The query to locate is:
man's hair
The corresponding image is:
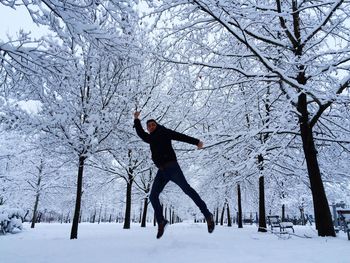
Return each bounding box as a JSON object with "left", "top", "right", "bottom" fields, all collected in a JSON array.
[{"left": 146, "top": 119, "right": 157, "bottom": 125}]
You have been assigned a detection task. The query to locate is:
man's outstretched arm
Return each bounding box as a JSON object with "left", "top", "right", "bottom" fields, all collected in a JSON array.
[
  {"left": 133, "top": 111, "right": 150, "bottom": 143},
  {"left": 167, "top": 128, "right": 203, "bottom": 149}
]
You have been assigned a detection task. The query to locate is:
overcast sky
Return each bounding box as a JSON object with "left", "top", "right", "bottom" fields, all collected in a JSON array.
[{"left": 0, "top": 5, "right": 47, "bottom": 40}]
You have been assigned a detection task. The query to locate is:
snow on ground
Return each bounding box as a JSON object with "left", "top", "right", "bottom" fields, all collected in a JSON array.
[{"left": 1, "top": 222, "right": 349, "bottom": 263}]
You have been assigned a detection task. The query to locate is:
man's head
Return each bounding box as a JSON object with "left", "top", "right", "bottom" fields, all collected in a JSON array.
[{"left": 146, "top": 119, "right": 158, "bottom": 133}]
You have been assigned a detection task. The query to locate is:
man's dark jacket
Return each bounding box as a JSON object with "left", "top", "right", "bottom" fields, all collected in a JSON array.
[{"left": 134, "top": 119, "right": 200, "bottom": 168}]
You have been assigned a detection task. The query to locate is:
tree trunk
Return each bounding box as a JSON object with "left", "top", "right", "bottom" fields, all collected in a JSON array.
[
  {"left": 215, "top": 207, "right": 219, "bottom": 225},
  {"left": 123, "top": 179, "right": 132, "bottom": 229},
  {"left": 258, "top": 164, "right": 267, "bottom": 232},
  {"left": 31, "top": 162, "right": 43, "bottom": 228},
  {"left": 237, "top": 184, "right": 243, "bottom": 228},
  {"left": 226, "top": 202, "right": 232, "bottom": 227},
  {"left": 98, "top": 204, "right": 102, "bottom": 224},
  {"left": 91, "top": 208, "right": 96, "bottom": 223},
  {"left": 170, "top": 207, "right": 173, "bottom": 224},
  {"left": 23, "top": 210, "right": 30, "bottom": 222},
  {"left": 70, "top": 155, "right": 85, "bottom": 239},
  {"left": 141, "top": 198, "right": 148, "bottom": 227},
  {"left": 300, "top": 207, "right": 305, "bottom": 225},
  {"left": 220, "top": 203, "right": 225, "bottom": 226},
  {"left": 31, "top": 193, "right": 40, "bottom": 228},
  {"left": 298, "top": 93, "right": 335, "bottom": 237},
  {"left": 281, "top": 181, "right": 286, "bottom": 222},
  {"left": 65, "top": 212, "right": 70, "bottom": 223},
  {"left": 37, "top": 212, "right": 42, "bottom": 223}
]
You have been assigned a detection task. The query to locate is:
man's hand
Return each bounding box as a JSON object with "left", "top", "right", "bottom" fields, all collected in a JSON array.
[
  {"left": 197, "top": 140, "right": 204, "bottom": 149},
  {"left": 134, "top": 111, "right": 141, "bottom": 119}
]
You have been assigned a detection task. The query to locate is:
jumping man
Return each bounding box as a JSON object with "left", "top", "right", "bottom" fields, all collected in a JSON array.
[{"left": 133, "top": 111, "right": 215, "bottom": 239}]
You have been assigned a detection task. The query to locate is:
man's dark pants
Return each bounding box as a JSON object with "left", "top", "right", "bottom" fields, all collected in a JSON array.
[{"left": 149, "top": 161, "right": 211, "bottom": 224}]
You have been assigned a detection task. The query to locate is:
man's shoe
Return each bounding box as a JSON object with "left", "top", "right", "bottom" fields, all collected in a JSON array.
[
  {"left": 206, "top": 214, "right": 215, "bottom": 233},
  {"left": 156, "top": 220, "right": 169, "bottom": 239}
]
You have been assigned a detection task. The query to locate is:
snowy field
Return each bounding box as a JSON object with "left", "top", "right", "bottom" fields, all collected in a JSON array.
[{"left": 1, "top": 222, "right": 350, "bottom": 263}]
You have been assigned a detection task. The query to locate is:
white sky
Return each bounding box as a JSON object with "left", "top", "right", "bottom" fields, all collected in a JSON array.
[
  {"left": 0, "top": 4, "right": 48, "bottom": 40},
  {"left": 0, "top": 2, "right": 151, "bottom": 41}
]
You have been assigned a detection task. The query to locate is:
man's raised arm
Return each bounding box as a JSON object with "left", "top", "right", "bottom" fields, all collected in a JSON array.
[{"left": 133, "top": 111, "right": 150, "bottom": 143}]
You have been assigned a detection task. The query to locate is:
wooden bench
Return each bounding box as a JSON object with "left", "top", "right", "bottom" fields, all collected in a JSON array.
[
  {"left": 337, "top": 210, "right": 350, "bottom": 240},
  {"left": 242, "top": 218, "right": 253, "bottom": 225},
  {"left": 267, "top": 215, "right": 294, "bottom": 233}
]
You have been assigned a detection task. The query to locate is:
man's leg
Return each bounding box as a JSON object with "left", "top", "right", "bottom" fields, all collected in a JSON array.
[
  {"left": 168, "top": 163, "right": 211, "bottom": 219},
  {"left": 149, "top": 170, "right": 169, "bottom": 224}
]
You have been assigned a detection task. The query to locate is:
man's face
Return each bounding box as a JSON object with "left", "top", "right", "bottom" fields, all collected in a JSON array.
[{"left": 147, "top": 121, "right": 157, "bottom": 133}]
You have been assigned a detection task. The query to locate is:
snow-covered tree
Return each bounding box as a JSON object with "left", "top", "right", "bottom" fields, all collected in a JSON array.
[{"left": 143, "top": 0, "right": 350, "bottom": 236}]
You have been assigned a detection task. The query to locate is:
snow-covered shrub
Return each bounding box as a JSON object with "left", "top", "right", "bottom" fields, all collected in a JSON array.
[{"left": 0, "top": 206, "right": 24, "bottom": 234}]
